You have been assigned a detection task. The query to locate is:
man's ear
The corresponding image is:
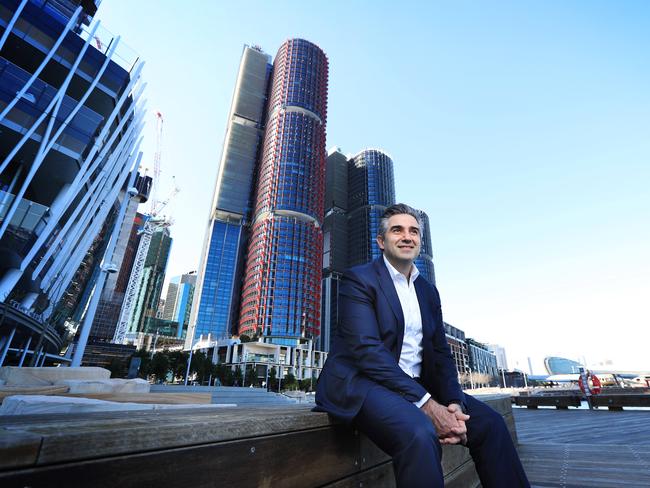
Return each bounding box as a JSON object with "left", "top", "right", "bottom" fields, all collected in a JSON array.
[{"left": 376, "top": 235, "right": 384, "bottom": 250}]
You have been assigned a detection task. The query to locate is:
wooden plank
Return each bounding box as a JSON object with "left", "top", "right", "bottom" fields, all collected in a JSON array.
[
  {"left": 0, "top": 425, "right": 365, "bottom": 488},
  {"left": 0, "top": 428, "right": 42, "bottom": 470},
  {"left": 322, "top": 462, "right": 395, "bottom": 488},
  {"left": 0, "top": 406, "right": 338, "bottom": 465},
  {"left": 0, "top": 386, "right": 70, "bottom": 403}
]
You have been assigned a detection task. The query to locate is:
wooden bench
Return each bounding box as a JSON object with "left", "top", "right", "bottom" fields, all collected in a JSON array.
[
  {"left": 0, "top": 394, "right": 516, "bottom": 487},
  {"left": 591, "top": 393, "right": 650, "bottom": 411},
  {"left": 514, "top": 394, "right": 582, "bottom": 409}
]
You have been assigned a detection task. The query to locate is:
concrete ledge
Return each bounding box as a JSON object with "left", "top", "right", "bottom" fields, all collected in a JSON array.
[
  {"left": 0, "top": 367, "right": 110, "bottom": 386},
  {"left": 58, "top": 378, "right": 149, "bottom": 394}
]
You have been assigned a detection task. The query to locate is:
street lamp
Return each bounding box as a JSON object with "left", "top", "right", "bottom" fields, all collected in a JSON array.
[{"left": 184, "top": 335, "right": 202, "bottom": 386}]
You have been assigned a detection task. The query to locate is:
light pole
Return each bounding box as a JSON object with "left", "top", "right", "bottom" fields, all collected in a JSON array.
[{"left": 184, "top": 335, "right": 201, "bottom": 386}]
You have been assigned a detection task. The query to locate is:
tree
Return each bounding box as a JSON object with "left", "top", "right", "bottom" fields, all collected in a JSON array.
[
  {"left": 168, "top": 350, "right": 189, "bottom": 382},
  {"left": 245, "top": 365, "right": 257, "bottom": 386},
  {"left": 283, "top": 372, "right": 297, "bottom": 391},
  {"left": 150, "top": 352, "right": 170, "bottom": 383},
  {"left": 268, "top": 366, "right": 277, "bottom": 391},
  {"left": 233, "top": 366, "right": 243, "bottom": 386},
  {"left": 133, "top": 349, "right": 152, "bottom": 380}
]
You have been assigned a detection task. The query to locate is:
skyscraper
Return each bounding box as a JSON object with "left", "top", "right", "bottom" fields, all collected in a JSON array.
[
  {"left": 239, "top": 39, "right": 329, "bottom": 345},
  {"left": 347, "top": 149, "right": 395, "bottom": 267},
  {"left": 126, "top": 227, "right": 172, "bottom": 338},
  {"left": 163, "top": 272, "right": 196, "bottom": 339},
  {"left": 414, "top": 209, "right": 436, "bottom": 285},
  {"left": 321, "top": 148, "right": 349, "bottom": 351},
  {"left": 186, "top": 45, "right": 272, "bottom": 347},
  {"left": 0, "top": 0, "right": 144, "bottom": 366}
]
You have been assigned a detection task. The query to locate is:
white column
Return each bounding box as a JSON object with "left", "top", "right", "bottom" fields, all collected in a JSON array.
[
  {"left": 70, "top": 152, "right": 143, "bottom": 367},
  {"left": 0, "top": 268, "right": 22, "bottom": 301},
  {"left": 20, "top": 292, "right": 39, "bottom": 309}
]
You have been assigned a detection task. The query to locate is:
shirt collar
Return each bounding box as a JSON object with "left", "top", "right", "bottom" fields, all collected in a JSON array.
[{"left": 383, "top": 255, "right": 419, "bottom": 283}]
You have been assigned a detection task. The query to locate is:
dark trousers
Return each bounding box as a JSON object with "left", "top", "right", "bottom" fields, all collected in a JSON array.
[{"left": 354, "top": 384, "right": 530, "bottom": 487}]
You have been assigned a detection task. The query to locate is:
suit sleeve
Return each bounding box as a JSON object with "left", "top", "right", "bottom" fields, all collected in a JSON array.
[
  {"left": 338, "top": 270, "right": 428, "bottom": 403},
  {"left": 428, "top": 285, "right": 465, "bottom": 406}
]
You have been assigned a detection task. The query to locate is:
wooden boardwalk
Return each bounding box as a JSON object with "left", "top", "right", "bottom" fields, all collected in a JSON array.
[{"left": 514, "top": 407, "right": 650, "bottom": 487}]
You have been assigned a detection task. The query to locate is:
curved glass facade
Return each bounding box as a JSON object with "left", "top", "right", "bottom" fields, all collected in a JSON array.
[
  {"left": 414, "top": 209, "right": 436, "bottom": 285},
  {"left": 254, "top": 111, "right": 326, "bottom": 221},
  {"left": 544, "top": 356, "right": 583, "bottom": 375},
  {"left": 239, "top": 39, "right": 328, "bottom": 344},
  {"left": 347, "top": 149, "right": 395, "bottom": 267},
  {"left": 267, "top": 39, "right": 328, "bottom": 122}
]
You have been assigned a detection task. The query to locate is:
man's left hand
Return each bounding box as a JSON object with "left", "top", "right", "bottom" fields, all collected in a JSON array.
[{"left": 443, "top": 403, "right": 469, "bottom": 445}]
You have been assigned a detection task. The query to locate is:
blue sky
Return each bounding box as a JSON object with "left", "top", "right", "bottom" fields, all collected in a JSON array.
[{"left": 96, "top": 1, "right": 649, "bottom": 373}]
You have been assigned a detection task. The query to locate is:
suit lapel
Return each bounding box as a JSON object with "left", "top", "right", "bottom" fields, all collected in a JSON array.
[{"left": 374, "top": 258, "right": 405, "bottom": 358}]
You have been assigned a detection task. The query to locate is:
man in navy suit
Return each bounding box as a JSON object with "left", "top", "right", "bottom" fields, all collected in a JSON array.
[{"left": 315, "top": 203, "right": 529, "bottom": 487}]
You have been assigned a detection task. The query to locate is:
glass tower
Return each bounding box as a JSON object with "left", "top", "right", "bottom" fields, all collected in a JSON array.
[
  {"left": 185, "top": 46, "right": 272, "bottom": 347},
  {"left": 414, "top": 209, "right": 436, "bottom": 285},
  {"left": 239, "top": 39, "right": 329, "bottom": 345},
  {"left": 347, "top": 149, "right": 395, "bottom": 267}
]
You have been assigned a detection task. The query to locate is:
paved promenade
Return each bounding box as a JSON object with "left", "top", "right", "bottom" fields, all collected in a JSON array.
[{"left": 514, "top": 407, "right": 650, "bottom": 487}]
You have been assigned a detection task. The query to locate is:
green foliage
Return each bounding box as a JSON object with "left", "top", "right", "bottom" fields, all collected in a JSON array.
[
  {"left": 245, "top": 365, "right": 257, "bottom": 386},
  {"left": 150, "top": 352, "right": 170, "bottom": 383},
  {"left": 167, "top": 350, "right": 189, "bottom": 381},
  {"left": 283, "top": 372, "right": 297, "bottom": 391},
  {"left": 233, "top": 365, "right": 243, "bottom": 386},
  {"left": 268, "top": 366, "right": 277, "bottom": 391},
  {"left": 133, "top": 349, "right": 152, "bottom": 380},
  {"left": 298, "top": 378, "right": 313, "bottom": 392},
  {"left": 191, "top": 351, "right": 213, "bottom": 385}
]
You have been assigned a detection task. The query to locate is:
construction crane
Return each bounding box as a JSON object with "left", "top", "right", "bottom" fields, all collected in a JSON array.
[{"left": 113, "top": 111, "right": 179, "bottom": 344}]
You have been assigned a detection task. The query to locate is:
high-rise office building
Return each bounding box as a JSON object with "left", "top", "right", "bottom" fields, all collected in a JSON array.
[
  {"left": 486, "top": 344, "right": 509, "bottom": 371},
  {"left": 321, "top": 148, "right": 349, "bottom": 351},
  {"left": 126, "top": 227, "right": 172, "bottom": 338},
  {"left": 186, "top": 45, "right": 272, "bottom": 347},
  {"left": 0, "top": 0, "right": 145, "bottom": 366},
  {"left": 320, "top": 148, "right": 440, "bottom": 351},
  {"left": 414, "top": 209, "right": 436, "bottom": 285},
  {"left": 239, "top": 39, "right": 328, "bottom": 345},
  {"left": 90, "top": 203, "right": 150, "bottom": 343},
  {"left": 347, "top": 149, "right": 395, "bottom": 267},
  {"left": 163, "top": 272, "right": 196, "bottom": 339}
]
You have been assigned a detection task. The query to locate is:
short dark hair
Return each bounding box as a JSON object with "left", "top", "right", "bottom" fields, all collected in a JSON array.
[{"left": 377, "top": 203, "right": 423, "bottom": 238}]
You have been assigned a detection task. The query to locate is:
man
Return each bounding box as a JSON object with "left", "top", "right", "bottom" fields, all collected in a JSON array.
[{"left": 315, "top": 203, "right": 530, "bottom": 487}]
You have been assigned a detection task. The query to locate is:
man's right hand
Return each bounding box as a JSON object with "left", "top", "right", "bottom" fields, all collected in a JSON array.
[{"left": 420, "top": 398, "right": 470, "bottom": 445}]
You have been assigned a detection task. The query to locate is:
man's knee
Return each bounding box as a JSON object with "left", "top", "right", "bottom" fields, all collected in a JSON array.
[
  {"left": 468, "top": 400, "right": 510, "bottom": 444},
  {"left": 399, "top": 416, "right": 440, "bottom": 456}
]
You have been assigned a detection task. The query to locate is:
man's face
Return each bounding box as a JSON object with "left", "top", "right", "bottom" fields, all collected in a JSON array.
[{"left": 376, "top": 213, "right": 421, "bottom": 267}]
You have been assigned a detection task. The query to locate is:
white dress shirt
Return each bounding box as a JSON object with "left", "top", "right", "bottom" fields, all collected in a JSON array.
[{"left": 383, "top": 256, "right": 431, "bottom": 408}]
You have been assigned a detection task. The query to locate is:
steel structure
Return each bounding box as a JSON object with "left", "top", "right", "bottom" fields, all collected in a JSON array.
[
  {"left": 113, "top": 175, "right": 178, "bottom": 344},
  {"left": 0, "top": 0, "right": 145, "bottom": 365}
]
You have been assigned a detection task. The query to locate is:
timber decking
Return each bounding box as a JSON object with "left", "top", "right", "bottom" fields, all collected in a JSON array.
[{"left": 515, "top": 407, "right": 650, "bottom": 487}]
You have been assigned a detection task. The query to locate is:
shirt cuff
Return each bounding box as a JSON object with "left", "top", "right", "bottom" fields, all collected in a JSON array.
[{"left": 414, "top": 392, "right": 431, "bottom": 408}]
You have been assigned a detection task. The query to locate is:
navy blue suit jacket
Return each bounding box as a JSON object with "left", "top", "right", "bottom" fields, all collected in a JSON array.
[{"left": 315, "top": 257, "right": 464, "bottom": 422}]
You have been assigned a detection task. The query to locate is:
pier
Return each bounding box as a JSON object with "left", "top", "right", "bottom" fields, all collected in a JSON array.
[{"left": 515, "top": 407, "right": 650, "bottom": 487}]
